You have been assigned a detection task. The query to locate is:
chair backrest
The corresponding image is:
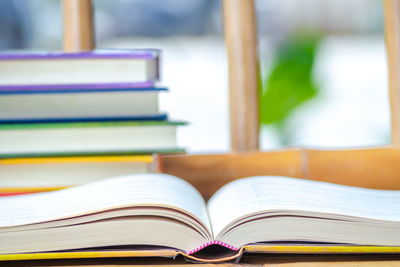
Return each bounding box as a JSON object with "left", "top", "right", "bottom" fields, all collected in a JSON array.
[
  {"left": 61, "top": 0, "right": 400, "bottom": 198},
  {"left": 62, "top": 0, "right": 400, "bottom": 151}
]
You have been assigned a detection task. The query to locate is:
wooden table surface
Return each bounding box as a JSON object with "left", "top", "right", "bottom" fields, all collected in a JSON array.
[{"left": 3, "top": 254, "right": 400, "bottom": 266}]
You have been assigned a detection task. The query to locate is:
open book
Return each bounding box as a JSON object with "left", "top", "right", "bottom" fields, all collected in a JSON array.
[{"left": 1, "top": 174, "right": 400, "bottom": 262}]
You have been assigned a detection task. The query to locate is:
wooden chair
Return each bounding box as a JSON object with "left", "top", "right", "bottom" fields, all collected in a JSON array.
[
  {"left": 60, "top": 1, "right": 400, "bottom": 265},
  {"left": 63, "top": 0, "right": 400, "bottom": 198}
]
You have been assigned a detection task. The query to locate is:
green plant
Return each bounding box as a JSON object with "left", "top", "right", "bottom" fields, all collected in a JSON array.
[{"left": 260, "top": 33, "right": 321, "bottom": 145}]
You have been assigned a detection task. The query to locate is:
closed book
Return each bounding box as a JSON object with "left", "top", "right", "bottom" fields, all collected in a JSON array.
[
  {"left": 0, "top": 121, "right": 184, "bottom": 156},
  {"left": 0, "top": 87, "right": 167, "bottom": 123},
  {"left": 0, "top": 155, "right": 154, "bottom": 195},
  {"left": 0, "top": 49, "right": 159, "bottom": 89}
]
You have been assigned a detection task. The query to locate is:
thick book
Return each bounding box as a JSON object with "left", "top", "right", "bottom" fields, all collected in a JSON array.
[
  {"left": 0, "top": 174, "right": 399, "bottom": 263},
  {"left": 0, "top": 121, "right": 184, "bottom": 156},
  {"left": 0, "top": 50, "right": 159, "bottom": 89},
  {"left": 0, "top": 155, "right": 154, "bottom": 196},
  {"left": 0, "top": 86, "right": 167, "bottom": 123}
]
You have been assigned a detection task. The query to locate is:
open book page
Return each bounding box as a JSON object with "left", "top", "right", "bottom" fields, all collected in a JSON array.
[
  {"left": 0, "top": 173, "right": 210, "bottom": 230},
  {"left": 207, "top": 176, "right": 400, "bottom": 237}
]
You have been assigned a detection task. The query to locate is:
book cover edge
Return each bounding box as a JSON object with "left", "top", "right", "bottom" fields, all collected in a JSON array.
[
  {"left": 0, "top": 120, "right": 186, "bottom": 130},
  {"left": 0, "top": 49, "right": 160, "bottom": 60},
  {"left": 0, "top": 114, "right": 169, "bottom": 124},
  {"left": 0, "top": 148, "right": 186, "bottom": 159},
  {"left": 1, "top": 245, "right": 398, "bottom": 262},
  {"left": 0, "top": 85, "right": 168, "bottom": 94}
]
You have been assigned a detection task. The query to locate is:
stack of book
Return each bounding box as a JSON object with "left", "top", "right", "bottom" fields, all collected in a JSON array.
[{"left": 0, "top": 49, "right": 184, "bottom": 196}]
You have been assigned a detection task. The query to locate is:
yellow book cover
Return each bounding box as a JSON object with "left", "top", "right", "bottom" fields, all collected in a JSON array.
[{"left": 0, "top": 155, "right": 154, "bottom": 195}]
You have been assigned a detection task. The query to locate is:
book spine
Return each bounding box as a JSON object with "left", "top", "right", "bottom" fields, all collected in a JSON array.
[{"left": 186, "top": 240, "right": 238, "bottom": 255}]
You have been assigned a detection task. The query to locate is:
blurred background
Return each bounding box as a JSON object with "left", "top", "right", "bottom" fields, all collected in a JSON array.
[{"left": 0, "top": 0, "right": 390, "bottom": 153}]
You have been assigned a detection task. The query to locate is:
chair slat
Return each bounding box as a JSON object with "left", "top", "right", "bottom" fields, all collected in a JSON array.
[
  {"left": 62, "top": 0, "right": 94, "bottom": 52},
  {"left": 384, "top": 0, "right": 400, "bottom": 146},
  {"left": 222, "top": 0, "right": 260, "bottom": 152}
]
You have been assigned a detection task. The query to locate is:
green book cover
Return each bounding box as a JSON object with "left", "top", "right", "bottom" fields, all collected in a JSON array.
[
  {"left": 0, "top": 121, "right": 186, "bottom": 130},
  {"left": 0, "top": 149, "right": 186, "bottom": 159}
]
